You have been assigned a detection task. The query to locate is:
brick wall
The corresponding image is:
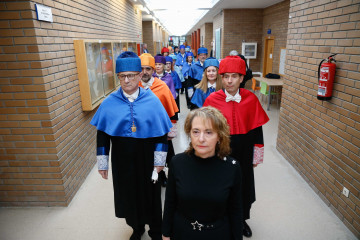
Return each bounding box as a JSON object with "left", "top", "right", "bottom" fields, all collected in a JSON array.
[
  {"left": 199, "top": 23, "right": 213, "bottom": 56},
  {"left": 200, "top": 24, "right": 205, "bottom": 47},
  {"left": 0, "top": 0, "right": 142, "bottom": 206},
  {"left": 204, "top": 23, "right": 213, "bottom": 56},
  {"left": 185, "top": 35, "right": 191, "bottom": 47},
  {"left": 223, "top": 9, "right": 263, "bottom": 72},
  {"left": 262, "top": 0, "right": 290, "bottom": 74},
  {"left": 277, "top": 0, "right": 360, "bottom": 236},
  {"left": 213, "top": 11, "right": 224, "bottom": 58},
  {"left": 142, "top": 21, "right": 154, "bottom": 54}
]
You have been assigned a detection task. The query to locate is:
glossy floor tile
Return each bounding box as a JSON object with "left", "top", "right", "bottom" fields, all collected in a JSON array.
[{"left": 0, "top": 93, "right": 356, "bottom": 240}]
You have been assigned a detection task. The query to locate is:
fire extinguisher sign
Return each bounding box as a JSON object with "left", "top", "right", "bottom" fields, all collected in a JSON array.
[
  {"left": 318, "top": 86, "right": 326, "bottom": 96},
  {"left": 318, "top": 67, "right": 329, "bottom": 96}
]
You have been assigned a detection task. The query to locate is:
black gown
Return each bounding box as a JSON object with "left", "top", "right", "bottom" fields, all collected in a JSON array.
[
  {"left": 97, "top": 130, "right": 167, "bottom": 233},
  {"left": 230, "top": 127, "right": 264, "bottom": 220},
  {"left": 162, "top": 152, "right": 243, "bottom": 240}
]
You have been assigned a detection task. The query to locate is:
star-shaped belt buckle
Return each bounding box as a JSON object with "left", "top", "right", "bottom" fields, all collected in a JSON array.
[{"left": 191, "top": 220, "right": 203, "bottom": 231}]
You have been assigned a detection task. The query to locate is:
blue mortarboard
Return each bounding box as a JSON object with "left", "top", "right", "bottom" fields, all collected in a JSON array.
[
  {"left": 186, "top": 52, "right": 194, "bottom": 58},
  {"left": 116, "top": 51, "right": 141, "bottom": 73},
  {"left": 165, "top": 56, "right": 173, "bottom": 63},
  {"left": 203, "top": 57, "right": 219, "bottom": 69},
  {"left": 197, "top": 47, "right": 208, "bottom": 55},
  {"left": 180, "top": 45, "right": 185, "bottom": 49}
]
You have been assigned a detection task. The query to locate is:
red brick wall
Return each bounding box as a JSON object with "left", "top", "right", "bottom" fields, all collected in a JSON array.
[
  {"left": 277, "top": 0, "right": 360, "bottom": 236},
  {"left": 262, "top": 0, "right": 290, "bottom": 74},
  {"left": 223, "top": 9, "right": 263, "bottom": 72},
  {"left": 0, "top": 0, "right": 142, "bottom": 206}
]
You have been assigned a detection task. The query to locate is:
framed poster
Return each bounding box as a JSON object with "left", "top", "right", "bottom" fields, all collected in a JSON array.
[
  {"left": 74, "top": 40, "right": 117, "bottom": 111},
  {"left": 242, "top": 42, "right": 257, "bottom": 59},
  {"left": 279, "top": 48, "right": 287, "bottom": 75}
]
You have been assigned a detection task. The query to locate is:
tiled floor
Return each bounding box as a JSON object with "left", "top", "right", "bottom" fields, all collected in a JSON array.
[{"left": 0, "top": 93, "right": 356, "bottom": 240}]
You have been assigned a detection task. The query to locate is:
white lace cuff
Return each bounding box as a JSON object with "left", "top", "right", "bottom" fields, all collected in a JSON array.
[
  {"left": 97, "top": 155, "right": 109, "bottom": 170},
  {"left": 253, "top": 145, "right": 264, "bottom": 165},
  {"left": 154, "top": 151, "right": 167, "bottom": 166}
]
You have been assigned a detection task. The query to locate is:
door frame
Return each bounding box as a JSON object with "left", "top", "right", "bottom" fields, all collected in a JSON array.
[{"left": 263, "top": 36, "right": 275, "bottom": 76}]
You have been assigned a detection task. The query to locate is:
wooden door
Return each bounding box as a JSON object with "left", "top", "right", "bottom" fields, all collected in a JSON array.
[{"left": 263, "top": 37, "right": 274, "bottom": 75}]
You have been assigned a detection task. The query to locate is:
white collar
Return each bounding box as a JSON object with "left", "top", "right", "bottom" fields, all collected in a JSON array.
[
  {"left": 123, "top": 88, "right": 139, "bottom": 102},
  {"left": 200, "top": 61, "right": 204, "bottom": 66},
  {"left": 141, "top": 77, "right": 154, "bottom": 89},
  {"left": 208, "top": 82, "right": 216, "bottom": 89},
  {"left": 224, "top": 89, "right": 241, "bottom": 103}
]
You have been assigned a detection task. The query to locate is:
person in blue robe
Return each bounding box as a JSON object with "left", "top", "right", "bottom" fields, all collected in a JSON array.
[
  {"left": 190, "top": 57, "right": 222, "bottom": 110},
  {"left": 181, "top": 52, "right": 195, "bottom": 108},
  {"left": 91, "top": 51, "right": 172, "bottom": 240},
  {"left": 174, "top": 45, "right": 186, "bottom": 85},
  {"left": 165, "top": 56, "right": 182, "bottom": 111}
]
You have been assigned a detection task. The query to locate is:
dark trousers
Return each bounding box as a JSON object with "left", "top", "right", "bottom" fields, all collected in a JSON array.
[{"left": 130, "top": 181, "right": 162, "bottom": 239}]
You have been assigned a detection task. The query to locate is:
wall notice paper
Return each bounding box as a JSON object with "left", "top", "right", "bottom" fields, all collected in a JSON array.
[
  {"left": 279, "top": 48, "right": 287, "bottom": 75},
  {"left": 36, "top": 4, "right": 53, "bottom": 22}
]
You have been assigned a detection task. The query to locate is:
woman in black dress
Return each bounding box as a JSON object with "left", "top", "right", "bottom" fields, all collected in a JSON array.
[{"left": 162, "top": 107, "right": 243, "bottom": 240}]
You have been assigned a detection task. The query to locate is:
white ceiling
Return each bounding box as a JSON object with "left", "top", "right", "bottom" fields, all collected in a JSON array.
[{"left": 132, "top": 0, "right": 284, "bottom": 36}]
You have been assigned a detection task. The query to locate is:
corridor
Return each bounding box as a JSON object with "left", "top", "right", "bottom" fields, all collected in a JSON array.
[{"left": 0, "top": 94, "right": 356, "bottom": 240}]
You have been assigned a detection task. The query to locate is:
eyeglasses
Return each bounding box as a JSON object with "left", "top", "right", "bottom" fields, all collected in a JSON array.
[{"left": 117, "top": 73, "right": 140, "bottom": 81}]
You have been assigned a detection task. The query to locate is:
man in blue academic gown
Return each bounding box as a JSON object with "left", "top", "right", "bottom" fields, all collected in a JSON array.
[
  {"left": 91, "top": 52, "right": 172, "bottom": 240},
  {"left": 187, "top": 47, "right": 208, "bottom": 108}
]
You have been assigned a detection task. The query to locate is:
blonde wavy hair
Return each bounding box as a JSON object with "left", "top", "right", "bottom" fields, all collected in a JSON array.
[
  {"left": 184, "top": 106, "right": 231, "bottom": 159},
  {"left": 195, "top": 66, "right": 222, "bottom": 93}
]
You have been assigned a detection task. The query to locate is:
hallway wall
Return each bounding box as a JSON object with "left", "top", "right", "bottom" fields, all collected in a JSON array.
[
  {"left": 262, "top": 0, "right": 290, "bottom": 74},
  {"left": 223, "top": 9, "right": 263, "bottom": 71},
  {"left": 0, "top": 0, "right": 142, "bottom": 206},
  {"left": 277, "top": 0, "right": 360, "bottom": 236}
]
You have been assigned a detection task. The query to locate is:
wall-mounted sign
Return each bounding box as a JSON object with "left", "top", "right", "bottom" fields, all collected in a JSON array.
[
  {"left": 35, "top": 4, "right": 53, "bottom": 22},
  {"left": 242, "top": 42, "right": 257, "bottom": 59}
]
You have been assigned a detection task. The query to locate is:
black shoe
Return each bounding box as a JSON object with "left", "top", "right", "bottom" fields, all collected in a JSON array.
[
  {"left": 130, "top": 228, "right": 145, "bottom": 240},
  {"left": 243, "top": 221, "right": 252, "bottom": 238}
]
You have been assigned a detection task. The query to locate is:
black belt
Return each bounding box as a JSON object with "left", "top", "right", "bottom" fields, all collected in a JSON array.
[{"left": 177, "top": 212, "right": 227, "bottom": 231}]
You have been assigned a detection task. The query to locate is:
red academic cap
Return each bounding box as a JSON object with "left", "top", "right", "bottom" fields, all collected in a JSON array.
[
  {"left": 219, "top": 55, "right": 246, "bottom": 75},
  {"left": 161, "top": 47, "right": 169, "bottom": 54}
]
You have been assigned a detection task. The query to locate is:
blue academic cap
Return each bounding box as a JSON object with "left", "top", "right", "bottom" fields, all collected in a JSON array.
[
  {"left": 116, "top": 51, "right": 141, "bottom": 73},
  {"left": 203, "top": 57, "right": 219, "bottom": 69}
]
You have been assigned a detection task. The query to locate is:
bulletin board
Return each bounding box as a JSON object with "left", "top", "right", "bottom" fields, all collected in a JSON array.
[
  {"left": 74, "top": 40, "right": 139, "bottom": 111},
  {"left": 279, "top": 48, "right": 287, "bottom": 75}
]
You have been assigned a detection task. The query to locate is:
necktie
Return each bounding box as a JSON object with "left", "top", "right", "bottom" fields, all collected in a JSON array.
[{"left": 209, "top": 87, "right": 215, "bottom": 93}]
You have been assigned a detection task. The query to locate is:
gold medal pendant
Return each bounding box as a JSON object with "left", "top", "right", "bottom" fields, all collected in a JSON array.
[{"left": 131, "top": 122, "right": 136, "bottom": 132}]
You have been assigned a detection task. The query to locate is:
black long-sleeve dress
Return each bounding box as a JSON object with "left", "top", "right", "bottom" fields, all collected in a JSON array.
[{"left": 162, "top": 152, "right": 243, "bottom": 240}]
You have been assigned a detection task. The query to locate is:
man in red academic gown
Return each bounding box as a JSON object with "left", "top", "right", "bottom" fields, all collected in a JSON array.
[{"left": 204, "top": 55, "right": 269, "bottom": 238}]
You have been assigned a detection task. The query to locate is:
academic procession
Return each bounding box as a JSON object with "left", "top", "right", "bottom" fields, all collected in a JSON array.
[{"left": 0, "top": 0, "right": 359, "bottom": 240}]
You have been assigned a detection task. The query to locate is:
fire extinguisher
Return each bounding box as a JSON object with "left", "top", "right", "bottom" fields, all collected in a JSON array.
[{"left": 317, "top": 54, "right": 337, "bottom": 100}]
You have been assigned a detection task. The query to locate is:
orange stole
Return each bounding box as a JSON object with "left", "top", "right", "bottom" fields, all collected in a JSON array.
[{"left": 139, "top": 77, "right": 179, "bottom": 118}]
